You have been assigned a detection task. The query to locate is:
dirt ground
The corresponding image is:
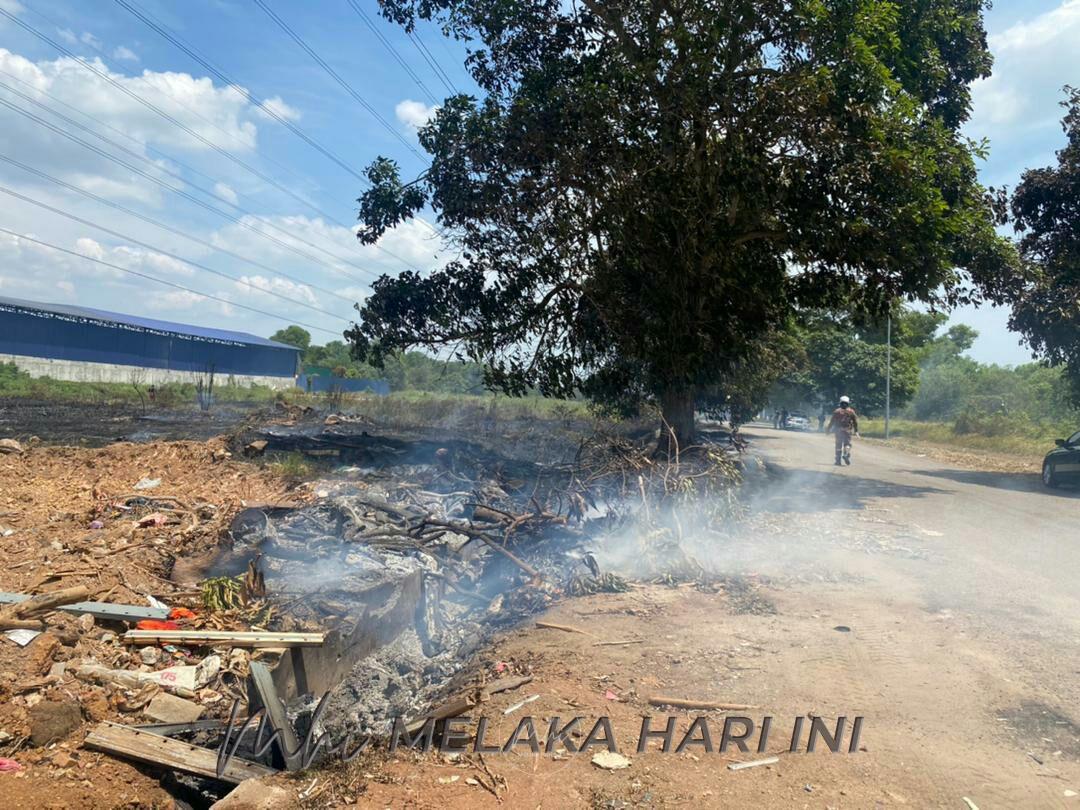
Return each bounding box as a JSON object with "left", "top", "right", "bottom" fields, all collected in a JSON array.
[{"left": 1, "top": 423, "right": 1078, "bottom": 808}]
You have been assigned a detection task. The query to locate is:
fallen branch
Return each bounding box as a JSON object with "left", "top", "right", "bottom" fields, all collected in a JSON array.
[
  {"left": 0, "top": 585, "right": 91, "bottom": 629},
  {"left": 536, "top": 621, "right": 594, "bottom": 637},
  {"left": 484, "top": 675, "right": 533, "bottom": 696},
  {"left": 647, "top": 696, "right": 760, "bottom": 711}
]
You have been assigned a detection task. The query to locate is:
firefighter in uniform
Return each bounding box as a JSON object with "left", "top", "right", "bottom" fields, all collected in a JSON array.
[{"left": 826, "top": 395, "right": 859, "bottom": 466}]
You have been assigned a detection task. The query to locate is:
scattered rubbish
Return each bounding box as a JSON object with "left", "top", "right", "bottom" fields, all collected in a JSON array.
[
  {"left": 4, "top": 627, "right": 41, "bottom": 646},
  {"left": 136, "top": 512, "right": 169, "bottom": 528},
  {"left": 0, "top": 757, "right": 21, "bottom": 772},
  {"left": 438, "top": 775, "right": 460, "bottom": 784},
  {"left": 122, "top": 629, "right": 325, "bottom": 648},
  {"left": 503, "top": 694, "right": 541, "bottom": 715},
  {"left": 133, "top": 477, "right": 162, "bottom": 491},
  {"left": 962, "top": 798, "right": 979, "bottom": 810},
  {"left": 593, "top": 639, "right": 644, "bottom": 647},
  {"left": 591, "top": 751, "right": 631, "bottom": 770},
  {"left": 728, "top": 757, "right": 780, "bottom": 771},
  {"left": 146, "top": 595, "right": 168, "bottom": 610},
  {"left": 604, "top": 690, "right": 620, "bottom": 701},
  {"left": 1065, "top": 790, "right": 1078, "bottom": 798},
  {"left": 406, "top": 693, "right": 486, "bottom": 735},
  {"left": 135, "top": 620, "right": 181, "bottom": 631},
  {"left": 88, "top": 520, "right": 105, "bottom": 530},
  {"left": 833, "top": 626, "right": 852, "bottom": 633},
  {"left": 0, "top": 438, "right": 24, "bottom": 455},
  {"left": 647, "top": 696, "right": 760, "bottom": 711},
  {"left": 250, "top": 661, "right": 302, "bottom": 771},
  {"left": 0, "top": 591, "right": 169, "bottom": 624}
]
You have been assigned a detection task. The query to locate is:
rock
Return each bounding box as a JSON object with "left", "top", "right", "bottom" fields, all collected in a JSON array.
[
  {"left": 81, "top": 692, "right": 110, "bottom": 722},
  {"left": 28, "top": 701, "right": 82, "bottom": 746},
  {"left": 100, "top": 631, "right": 117, "bottom": 644},
  {"left": 143, "top": 692, "right": 204, "bottom": 724},
  {"left": 51, "top": 751, "right": 73, "bottom": 768},
  {"left": 47, "top": 661, "right": 67, "bottom": 680},
  {"left": 591, "top": 751, "right": 632, "bottom": 770},
  {"left": 210, "top": 779, "right": 293, "bottom": 809},
  {"left": 138, "top": 646, "right": 160, "bottom": 666},
  {"left": 27, "top": 633, "right": 60, "bottom": 675},
  {"left": 76, "top": 613, "right": 95, "bottom": 633},
  {"left": 245, "top": 440, "right": 269, "bottom": 456},
  {"left": 0, "top": 438, "right": 24, "bottom": 455}
]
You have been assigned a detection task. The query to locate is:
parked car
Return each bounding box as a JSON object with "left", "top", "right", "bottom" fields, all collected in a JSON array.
[
  {"left": 1042, "top": 430, "right": 1080, "bottom": 488},
  {"left": 784, "top": 412, "right": 812, "bottom": 431}
]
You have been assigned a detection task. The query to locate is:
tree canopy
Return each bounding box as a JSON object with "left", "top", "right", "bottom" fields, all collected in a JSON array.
[
  {"left": 1009, "top": 88, "right": 1080, "bottom": 404},
  {"left": 270, "top": 325, "right": 312, "bottom": 350},
  {"left": 348, "top": 0, "right": 1017, "bottom": 445}
]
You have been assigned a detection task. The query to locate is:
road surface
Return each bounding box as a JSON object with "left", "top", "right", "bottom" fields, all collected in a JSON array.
[{"left": 734, "top": 426, "right": 1080, "bottom": 806}]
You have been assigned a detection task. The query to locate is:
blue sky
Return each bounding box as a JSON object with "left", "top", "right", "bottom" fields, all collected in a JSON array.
[{"left": 0, "top": 0, "right": 1075, "bottom": 363}]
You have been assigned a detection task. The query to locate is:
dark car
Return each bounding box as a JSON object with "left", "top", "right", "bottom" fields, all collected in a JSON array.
[{"left": 1042, "top": 430, "right": 1080, "bottom": 488}]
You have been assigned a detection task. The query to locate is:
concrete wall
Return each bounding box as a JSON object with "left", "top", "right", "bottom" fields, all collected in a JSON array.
[{"left": 0, "top": 353, "right": 296, "bottom": 390}]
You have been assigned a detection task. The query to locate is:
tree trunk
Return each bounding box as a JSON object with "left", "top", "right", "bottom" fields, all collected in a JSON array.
[{"left": 658, "top": 387, "right": 696, "bottom": 457}]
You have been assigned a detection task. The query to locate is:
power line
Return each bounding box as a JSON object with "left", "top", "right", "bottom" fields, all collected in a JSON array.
[
  {"left": 407, "top": 30, "right": 459, "bottom": 96},
  {"left": 20, "top": 0, "right": 316, "bottom": 193},
  {"left": 114, "top": 0, "right": 370, "bottom": 186},
  {"left": 0, "top": 152, "right": 357, "bottom": 307},
  {"left": 344, "top": 0, "right": 438, "bottom": 105},
  {"left": 251, "top": 0, "right": 428, "bottom": 163},
  {"left": 0, "top": 226, "right": 343, "bottom": 337},
  {"left": 0, "top": 71, "right": 428, "bottom": 273},
  {"left": 0, "top": 183, "right": 352, "bottom": 324},
  {"left": 0, "top": 8, "right": 383, "bottom": 246},
  {"left": 0, "top": 92, "right": 387, "bottom": 286}
]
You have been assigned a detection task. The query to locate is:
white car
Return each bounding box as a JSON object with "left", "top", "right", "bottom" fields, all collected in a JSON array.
[{"left": 784, "top": 412, "right": 812, "bottom": 431}]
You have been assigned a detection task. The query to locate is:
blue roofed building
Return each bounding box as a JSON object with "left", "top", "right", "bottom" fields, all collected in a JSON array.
[{"left": 0, "top": 296, "right": 301, "bottom": 389}]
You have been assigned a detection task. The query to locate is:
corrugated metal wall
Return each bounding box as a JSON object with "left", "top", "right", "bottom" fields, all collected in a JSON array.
[{"left": 0, "top": 307, "right": 298, "bottom": 377}]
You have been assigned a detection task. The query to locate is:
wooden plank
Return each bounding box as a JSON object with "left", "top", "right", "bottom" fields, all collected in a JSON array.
[
  {"left": 249, "top": 661, "right": 302, "bottom": 771},
  {"left": 84, "top": 721, "right": 276, "bottom": 784},
  {"left": 122, "top": 630, "right": 324, "bottom": 648}
]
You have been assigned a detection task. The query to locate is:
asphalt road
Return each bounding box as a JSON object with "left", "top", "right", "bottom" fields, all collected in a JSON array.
[{"left": 733, "top": 426, "right": 1080, "bottom": 806}]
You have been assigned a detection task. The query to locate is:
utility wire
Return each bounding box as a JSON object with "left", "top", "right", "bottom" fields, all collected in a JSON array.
[
  {"left": 251, "top": 0, "right": 428, "bottom": 163},
  {"left": 0, "top": 225, "right": 343, "bottom": 337},
  {"left": 0, "top": 8, "right": 393, "bottom": 250},
  {"left": 20, "top": 0, "right": 315, "bottom": 192},
  {"left": 0, "top": 71, "right": 428, "bottom": 272},
  {"left": 344, "top": 0, "right": 438, "bottom": 105},
  {"left": 0, "top": 93, "right": 387, "bottom": 285},
  {"left": 407, "top": 29, "right": 459, "bottom": 96},
  {"left": 0, "top": 152, "right": 356, "bottom": 307},
  {"left": 114, "top": 0, "right": 370, "bottom": 186},
  {"left": 0, "top": 183, "right": 353, "bottom": 324}
]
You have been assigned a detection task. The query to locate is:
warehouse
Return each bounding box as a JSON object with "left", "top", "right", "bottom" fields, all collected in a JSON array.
[{"left": 0, "top": 295, "right": 301, "bottom": 389}]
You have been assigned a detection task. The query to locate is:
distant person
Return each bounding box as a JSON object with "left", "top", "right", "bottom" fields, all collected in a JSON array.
[
  {"left": 781, "top": 409, "right": 789, "bottom": 429},
  {"left": 147, "top": 384, "right": 156, "bottom": 404},
  {"left": 773, "top": 411, "right": 781, "bottom": 430},
  {"left": 817, "top": 410, "right": 826, "bottom": 432},
  {"left": 826, "top": 396, "right": 859, "bottom": 466}
]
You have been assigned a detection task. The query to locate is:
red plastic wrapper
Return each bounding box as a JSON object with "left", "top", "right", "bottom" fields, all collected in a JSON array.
[
  {"left": 135, "top": 619, "right": 180, "bottom": 631},
  {"left": 167, "top": 607, "right": 197, "bottom": 621}
]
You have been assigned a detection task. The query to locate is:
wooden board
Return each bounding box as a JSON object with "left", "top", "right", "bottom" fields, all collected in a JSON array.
[
  {"left": 84, "top": 721, "right": 276, "bottom": 784},
  {"left": 122, "top": 630, "right": 324, "bottom": 648}
]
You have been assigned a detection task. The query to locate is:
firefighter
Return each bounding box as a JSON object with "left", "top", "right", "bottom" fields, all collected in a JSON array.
[{"left": 826, "top": 395, "right": 859, "bottom": 466}]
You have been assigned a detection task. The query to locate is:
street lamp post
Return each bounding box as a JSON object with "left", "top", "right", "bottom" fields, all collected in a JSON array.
[{"left": 885, "top": 314, "right": 892, "bottom": 440}]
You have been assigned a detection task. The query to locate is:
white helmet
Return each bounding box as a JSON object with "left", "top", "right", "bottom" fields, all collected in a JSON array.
[{"left": 840, "top": 396, "right": 851, "bottom": 405}]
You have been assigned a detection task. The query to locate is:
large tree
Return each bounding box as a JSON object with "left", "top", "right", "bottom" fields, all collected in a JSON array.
[
  {"left": 1010, "top": 89, "right": 1080, "bottom": 403},
  {"left": 348, "top": 0, "right": 1016, "bottom": 448}
]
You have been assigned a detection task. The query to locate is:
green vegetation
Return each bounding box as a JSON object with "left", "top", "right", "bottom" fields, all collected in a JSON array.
[
  {"left": 860, "top": 418, "right": 1069, "bottom": 459},
  {"left": 0, "top": 361, "right": 285, "bottom": 407}
]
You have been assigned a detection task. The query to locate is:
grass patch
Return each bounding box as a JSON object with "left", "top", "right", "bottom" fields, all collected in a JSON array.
[
  {"left": 267, "top": 451, "right": 316, "bottom": 481},
  {"left": 860, "top": 417, "right": 1070, "bottom": 459}
]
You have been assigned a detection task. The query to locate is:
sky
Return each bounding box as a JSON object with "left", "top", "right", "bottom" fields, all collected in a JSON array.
[{"left": 0, "top": 0, "right": 1075, "bottom": 363}]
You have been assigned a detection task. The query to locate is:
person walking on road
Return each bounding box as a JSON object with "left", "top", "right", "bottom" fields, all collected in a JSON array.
[{"left": 826, "top": 396, "right": 859, "bottom": 466}]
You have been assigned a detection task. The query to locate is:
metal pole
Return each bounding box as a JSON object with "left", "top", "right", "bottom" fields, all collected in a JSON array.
[{"left": 885, "top": 315, "right": 892, "bottom": 440}]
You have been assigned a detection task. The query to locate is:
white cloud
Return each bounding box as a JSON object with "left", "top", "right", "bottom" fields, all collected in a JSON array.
[
  {"left": 395, "top": 99, "right": 438, "bottom": 130},
  {"left": 79, "top": 31, "right": 102, "bottom": 50},
  {"left": 112, "top": 46, "right": 139, "bottom": 63},
  {"left": 213, "top": 182, "right": 239, "bottom": 204},
  {"left": 55, "top": 279, "right": 75, "bottom": 297},
  {"left": 56, "top": 28, "right": 77, "bottom": 45},
  {"left": 237, "top": 274, "right": 318, "bottom": 306},
  {"left": 258, "top": 96, "right": 300, "bottom": 122},
  {"left": 970, "top": 1, "right": 1080, "bottom": 131}
]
